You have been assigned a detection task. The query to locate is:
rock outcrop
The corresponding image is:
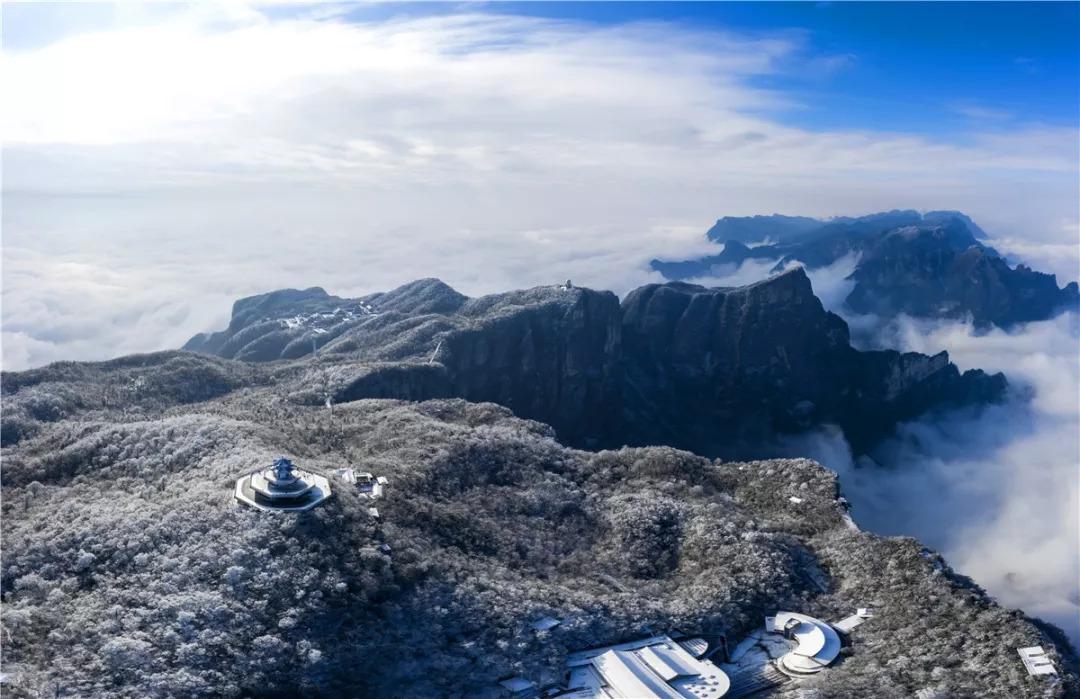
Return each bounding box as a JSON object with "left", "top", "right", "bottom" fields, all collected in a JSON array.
[
  {"left": 180, "top": 273, "right": 1005, "bottom": 456},
  {"left": 619, "top": 269, "right": 1005, "bottom": 455},
  {"left": 183, "top": 286, "right": 374, "bottom": 361},
  {"left": 846, "top": 221, "right": 1080, "bottom": 326},
  {"left": 441, "top": 286, "right": 623, "bottom": 446},
  {"left": 705, "top": 213, "right": 823, "bottom": 244},
  {"left": 182, "top": 279, "right": 467, "bottom": 362}
]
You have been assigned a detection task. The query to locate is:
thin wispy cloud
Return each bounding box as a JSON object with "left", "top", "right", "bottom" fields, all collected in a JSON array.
[
  {"left": 950, "top": 103, "right": 1015, "bottom": 121},
  {"left": 1014, "top": 55, "right": 1039, "bottom": 75}
]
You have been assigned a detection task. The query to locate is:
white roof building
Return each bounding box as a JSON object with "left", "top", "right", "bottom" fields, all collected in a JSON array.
[
  {"left": 332, "top": 468, "right": 386, "bottom": 498},
  {"left": 832, "top": 607, "right": 874, "bottom": 634},
  {"left": 1017, "top": 646, "right": 1057, "bottom": 676},
  {"left": 556, "top": 635, "right": 730, "bottom": 698},
  {"left": 333, "top": 468, "right": 358, "bottom": 484},
  {"left": 766, "top": 612, "right": 841, "bottom": 676},
  {"left": 499, "top": 676, "right": 537, "bottom": 695},
  {"left": 531, "top": 616, "right": 562, "bottom": 632}
]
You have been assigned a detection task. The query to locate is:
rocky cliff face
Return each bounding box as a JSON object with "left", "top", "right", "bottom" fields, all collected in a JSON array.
[
  {"left": 653, "top": 210, "right": 1078, "bottom": 328},
  {"left": 440, "top": 286, "right": 623, "bottom": 446},
  {"left": 619, "top": 269, "right": 1005, "bottom": 455},
  {"left": 705, "top": 213, "right": 822, "bottom": 244},
  {"left": 847, "top": 222, "right": 1080, "bottom": 326},
  {"left": 179, "top": 273, "right": 1005, "bottom": 456}
]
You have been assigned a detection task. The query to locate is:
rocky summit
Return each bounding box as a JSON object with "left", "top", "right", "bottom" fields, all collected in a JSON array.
[
  {"left": 618, "top": 270, "right": 1004, "bottom": 455},
  {"left": 651, "top": 210, "right": 1079, "bottom": 328},
  {"left": 175, "top": 270, "right": 1004, "bottom": 457}
]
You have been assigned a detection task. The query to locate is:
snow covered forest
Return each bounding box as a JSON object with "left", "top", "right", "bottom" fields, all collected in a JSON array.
[{"left": 1, "top": 351, "right": 1075, "bottom": 697}]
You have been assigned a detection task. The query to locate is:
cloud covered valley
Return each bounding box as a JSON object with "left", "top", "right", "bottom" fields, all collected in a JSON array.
[{"left": 688, "top": 251, "right": 1080, "bottom": 646}]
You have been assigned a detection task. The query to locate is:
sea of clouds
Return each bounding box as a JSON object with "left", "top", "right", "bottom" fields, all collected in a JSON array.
[
  {"left": 693, "top": 250, "right": 1080, "bottom": 647},
  {"left": 792, "top": 313, "right": 1079, "bottom": 647}
]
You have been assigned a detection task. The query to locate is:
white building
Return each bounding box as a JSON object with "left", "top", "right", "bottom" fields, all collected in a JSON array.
[
  {"left": 832, "top": 607, "right": 874, "bottom": 634},
  {"left": 555, "top": 635, "right": 730, "bottom": 698},
  {"left": 332, "top": 468, "right": 387, "bottom": 498},
  {"left": 766, "top": 612, "right": 841, "bottom": 676},
  {"left": 1017, "top": 646, "right": 1057, "bottom": 676},
  {"left": 235, "top": 457, "right": 331, "bottom": 512}
]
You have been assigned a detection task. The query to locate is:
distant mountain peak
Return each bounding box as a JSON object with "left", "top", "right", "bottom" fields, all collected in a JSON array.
[
  {"left": 362, "top": 278, "right": 468, "bottom": 315},
  {"left": 653, "top": 209, "right": 1077, "bottom": 328}
]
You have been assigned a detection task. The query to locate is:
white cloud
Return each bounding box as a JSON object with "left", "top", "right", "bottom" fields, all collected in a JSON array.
[
  {"left": 685, "top": 253, "right": 860, "bottom": 313},
  {"left": 778, "top": 312, "right": 1080, "bottom": 646},
  {"left": 1, "top": 5, "right": 1077, "bottom": 370},
  {"left": 950, "top": 103, "right": 1015, "bottom": 121},
  {"left": 986, "top": 221, "right": 1080, "bottom": 284}
]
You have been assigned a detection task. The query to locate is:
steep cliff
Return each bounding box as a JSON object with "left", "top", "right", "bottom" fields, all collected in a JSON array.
[
  {"left": 179, "top": 274, "right": 1004, "bottom": 456},
  {"left": 440, "top": 286, "right": 623, "bottom": 446},
  {"left": 847, "top": 222, "right": 1080, "bottom": 326},
  {"left": 620, "top": 269, "right": 1005, "bottom": 455}
]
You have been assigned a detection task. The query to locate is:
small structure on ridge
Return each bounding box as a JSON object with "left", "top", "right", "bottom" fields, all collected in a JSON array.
[
  {"left": 235, "top": 457, "right": 331, "bottom": 512},
  {"left": 1017, "top": 646, "right": 1057, "bottom": 676}
]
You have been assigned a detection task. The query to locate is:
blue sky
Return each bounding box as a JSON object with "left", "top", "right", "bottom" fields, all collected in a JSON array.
[{"left": 325, "top": 1, "right": 1080, "bottom": 137}]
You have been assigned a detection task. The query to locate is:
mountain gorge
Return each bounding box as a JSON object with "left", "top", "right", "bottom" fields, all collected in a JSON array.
[{"left": 651, "top": 211, "right": 1078, "bottom": 328}]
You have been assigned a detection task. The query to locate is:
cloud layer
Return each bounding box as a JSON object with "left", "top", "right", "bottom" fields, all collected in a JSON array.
[
  {"left": 779, "top": 308, "right": 1080, "bottom": 647},
  {"left": 3, "top": 6, "right": 1078, "bottom": 369}
]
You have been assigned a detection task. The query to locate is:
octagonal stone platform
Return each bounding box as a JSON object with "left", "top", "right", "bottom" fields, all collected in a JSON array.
[{"left": 235, "top": 457, "right": 332, "bottom": 512}]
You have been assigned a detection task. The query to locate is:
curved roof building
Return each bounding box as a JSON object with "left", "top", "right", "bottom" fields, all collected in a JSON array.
[{"left": 767, "top": 612, "right": 841, "bottom": 676}]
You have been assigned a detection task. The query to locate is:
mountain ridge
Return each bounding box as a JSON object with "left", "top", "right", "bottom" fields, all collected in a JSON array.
[
  {"left": 653, "top": 210, "right": 1078, "bottom": 328},
  {"left": 1, "top": 274, "right": 1073, "bottom": 697},
  {"left": 171, "top": 270, "right": 1007, "bottom": 458}
]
